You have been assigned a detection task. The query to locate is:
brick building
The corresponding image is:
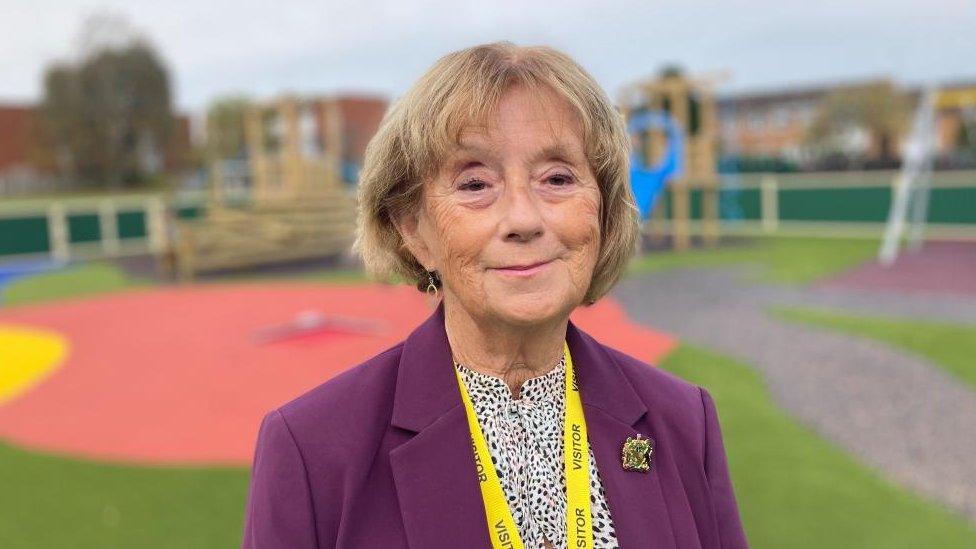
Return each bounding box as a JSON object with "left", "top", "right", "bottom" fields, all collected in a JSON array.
[
  {"left": 934, "top": 80, "right": 976, "bottom": 160},
  {"left": 0, "top": 104, "right": 45, "bottom": 171},
  {"left": 313, "top": 94, "right": 388, "bottom": 181},
  {"left": 717, "top": 77, "right": 976, "bottom": 168},
  {"left": 716, "top": 79, "right": 891, "bottom": 165}
]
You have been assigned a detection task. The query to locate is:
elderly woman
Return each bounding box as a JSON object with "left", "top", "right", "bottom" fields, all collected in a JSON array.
[{"left": 242, "top": 42, "right": 748, "bottom": 549}]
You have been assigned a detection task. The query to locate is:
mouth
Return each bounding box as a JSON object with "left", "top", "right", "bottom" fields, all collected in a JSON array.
[{"left": 490, "top": 259, "right": 554, "bottom": 277}]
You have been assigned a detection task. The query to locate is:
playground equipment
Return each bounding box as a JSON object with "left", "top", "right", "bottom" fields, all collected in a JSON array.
[
  {"left": 880, "top": 85, "right": 976, "bottom": 265},
  {"left": 620, "top": 71, "right": 722, "bottom": 251},
  {"left": 627, "top": 110, "right": 684, "bottom": 219},
  {"left": 171, "top": 96, "right": 357, "bottom": 279}
]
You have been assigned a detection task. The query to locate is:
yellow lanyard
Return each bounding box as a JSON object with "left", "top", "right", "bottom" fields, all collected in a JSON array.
[{"left": 454, "top": 341, "right": 593, "bottom": 549}]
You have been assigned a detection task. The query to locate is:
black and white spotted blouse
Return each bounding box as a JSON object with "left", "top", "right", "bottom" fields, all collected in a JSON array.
[{"left": 454, "top": 356, "right": 620, "bottom": 549}]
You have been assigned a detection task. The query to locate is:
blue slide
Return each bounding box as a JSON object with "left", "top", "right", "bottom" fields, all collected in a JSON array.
[{"left": 628, "top": 110, "right": 685, "bottom": 220}]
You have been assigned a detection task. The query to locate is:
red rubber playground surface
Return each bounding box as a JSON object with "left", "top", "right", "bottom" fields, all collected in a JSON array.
[{"left": 0, "top": 283, "right": 677, "bottom": 466}]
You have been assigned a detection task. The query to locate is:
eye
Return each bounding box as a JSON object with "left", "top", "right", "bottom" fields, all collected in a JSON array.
[
  {"left": 458, "top": 176, "right": 489, "bottom": 192},
  {"left": 545, "top": 172, "right": 576, "bottom": 186}
]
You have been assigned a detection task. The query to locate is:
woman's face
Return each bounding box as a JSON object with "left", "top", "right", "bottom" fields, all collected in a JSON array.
[{"left": 400, "top": 84, "right": 602, "bottom": 327}]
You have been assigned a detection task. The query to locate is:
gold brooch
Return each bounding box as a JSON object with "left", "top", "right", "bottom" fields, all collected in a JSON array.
[{"left": 621, "top": 433, "right": 654, "bottom": 472}]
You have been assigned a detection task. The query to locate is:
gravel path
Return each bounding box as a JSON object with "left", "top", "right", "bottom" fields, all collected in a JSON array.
[{"left": 613, "top": 265, "right": 976, "bottom": 522}]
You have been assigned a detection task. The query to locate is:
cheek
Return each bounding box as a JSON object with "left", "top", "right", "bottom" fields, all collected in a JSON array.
[
  {"left": 561, "top": 192, "right": 602, "bottom": 259},
  {"left": 553, "top": 194, "right": 601, "bottom": 298},
  {"left": 423, "top": 198, "right": 487, "bottom": 274}
]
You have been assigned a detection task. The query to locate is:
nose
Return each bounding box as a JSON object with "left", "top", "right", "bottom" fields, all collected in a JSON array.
[{"left": 500, "top": 180, "right": 544, "bottom": 243}]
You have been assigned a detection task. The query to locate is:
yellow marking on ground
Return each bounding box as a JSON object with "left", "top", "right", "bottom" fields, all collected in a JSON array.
[{"left": 0, "top": 324, "right": 68, "bottom": 405}]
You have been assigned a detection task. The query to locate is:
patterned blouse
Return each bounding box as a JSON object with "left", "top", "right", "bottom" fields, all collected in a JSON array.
[{"left": 454, "top": 356, "right": 620, "bottom": 549}]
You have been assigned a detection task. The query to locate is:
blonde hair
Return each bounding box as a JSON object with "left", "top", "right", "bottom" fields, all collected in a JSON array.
[{"left": 353, "top": 41, "right": 639, "bottom": 305}]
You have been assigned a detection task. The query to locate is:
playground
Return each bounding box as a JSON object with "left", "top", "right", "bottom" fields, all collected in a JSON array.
[{"left": 2, "top": 74, "right": 976, "bottom": 548}]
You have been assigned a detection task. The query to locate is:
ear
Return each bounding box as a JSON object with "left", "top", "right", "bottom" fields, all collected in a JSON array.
[{"left": 393, "top": 207, "right": 434, "bottom": 270}]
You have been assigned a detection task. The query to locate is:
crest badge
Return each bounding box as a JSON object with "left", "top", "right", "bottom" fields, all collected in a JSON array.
[{"left": 621, "top": 433, "right": 654, "bottom": 472}]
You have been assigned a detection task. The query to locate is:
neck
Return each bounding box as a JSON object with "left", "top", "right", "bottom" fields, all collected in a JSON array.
[{"left": 443, "top": 298, "right": 569, "bottom": 399}]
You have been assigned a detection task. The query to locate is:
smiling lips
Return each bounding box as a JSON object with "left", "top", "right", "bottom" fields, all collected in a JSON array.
[{"left": 491, "top": 259, "right": 553, "bottom": 277}]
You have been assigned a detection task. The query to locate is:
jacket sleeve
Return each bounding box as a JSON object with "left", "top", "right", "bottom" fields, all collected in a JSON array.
[
  {"left": 701, "top": 387, "right": 750, "bottom": 548},
  {"left": 242, "top": 409, "right": 319, "bottom": 549}
]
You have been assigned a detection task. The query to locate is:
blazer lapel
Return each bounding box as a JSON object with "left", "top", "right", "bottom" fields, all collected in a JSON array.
[
  {"left": 389, "top": 302, "right": 491, "bottom": 548},
  {"left": 389, "top": 407, "right": 492, "bottom": 548},
  {"left": 568, "top": 319, "right": 679, "bottom": 549}
]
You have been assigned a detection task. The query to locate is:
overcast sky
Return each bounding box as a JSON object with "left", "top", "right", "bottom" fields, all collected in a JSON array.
[{"left": 2, "top": 0, "right": 973, "bottom": 113}]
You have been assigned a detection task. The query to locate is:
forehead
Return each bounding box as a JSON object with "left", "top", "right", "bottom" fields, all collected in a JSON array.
[{"left": 452, "top": 86, "right": 586, "bottom": 156}]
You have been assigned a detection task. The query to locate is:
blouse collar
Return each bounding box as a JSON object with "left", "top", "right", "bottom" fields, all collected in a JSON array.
[{"left": 454, "top": 356, "right": 565, "bottom": 406}]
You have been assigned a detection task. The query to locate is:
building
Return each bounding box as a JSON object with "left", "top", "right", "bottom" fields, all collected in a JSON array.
[
  {"left": 313, "top": 94, "right": 388, "bottom": 181},
  {"left": 717, "top": 78, "right": 898, "bottom": 166},
  {"left": 0, "top": 103, "right": 50, "bottom": 194},
  {"left": 716, "top": 77, "right": 976, "bottom": 169},
  {"left": 934, "top": 80, "right": 976, "bottom": 161},
  {"left": 0, "top": 104, "right": 41, "bottom": 172}
]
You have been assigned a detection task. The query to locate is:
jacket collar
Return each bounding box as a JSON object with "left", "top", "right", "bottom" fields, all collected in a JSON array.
[{"left": 390, "top": 300, "right": 647, "bottom": 433}]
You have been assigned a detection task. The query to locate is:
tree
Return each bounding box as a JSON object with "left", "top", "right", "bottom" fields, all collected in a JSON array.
[
  {"left": 40, "top": 13, "right": 175, "bottom": 188},
  {"left": 804, "top": 81, "right": 911, "bottom": 165}
]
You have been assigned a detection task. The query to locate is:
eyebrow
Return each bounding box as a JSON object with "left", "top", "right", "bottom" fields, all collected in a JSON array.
[
  {"left": 530, "top": 143, "right": 581, "bottom": 165},
  {"left": 450, "top": 139, "right": 582, "bottom": 169}
]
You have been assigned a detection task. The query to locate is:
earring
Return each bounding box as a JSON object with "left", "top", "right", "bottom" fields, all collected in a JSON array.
[{"left": 425, "top": 270, "right": 439, "bottom": 299}]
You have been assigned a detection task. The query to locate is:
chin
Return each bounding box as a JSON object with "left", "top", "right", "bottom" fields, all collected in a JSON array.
[{"left": 487, "top": 293, "right": 576, "bottom": 327}]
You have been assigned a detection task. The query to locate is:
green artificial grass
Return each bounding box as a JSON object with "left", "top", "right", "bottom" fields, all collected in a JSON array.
[
  {"left": 769, "top": 306, "right": 976, "bottom": 390},
  {"left": 0, "top": 442, "right": 249, "bottom": 548},
  {"left": 627, "top": 236, "right": 879, "bottom": 285},
  {"left": 658, "top": 343, "right": 976, "bottom": 548},
  {"left": 1, "top": 261, "right": 370, "bottom": 308},
  {"left": 2, "top": 262, "right": 154, "bottom": 307}
]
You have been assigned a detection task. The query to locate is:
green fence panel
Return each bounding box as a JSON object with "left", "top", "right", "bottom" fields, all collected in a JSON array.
[
  {"left": 67, "top": 214, "right": 101, "bottom": 243},
  {"left": 0, "top": 217, "right": 49, "bottom": 256},
  {"left": 778, "top": 187, "right": 892, "bottom": 222},
  {"left": 117, "top": 211, "right": 147, "bottom": 239},
  {"left": 928, "top": 187, "right": 976, "bottom": 223},
  {"left": 730, "top": 188, "right": 761, "bottom": 220},
  {"left": 661, "top": 187, "right": 761, "bottom": 220},
  {"left": 176, "top": 206, "right": 203, "bottom": 219},
  {"left": 662, "top": 189, "right": 704, "bottom": 219}
]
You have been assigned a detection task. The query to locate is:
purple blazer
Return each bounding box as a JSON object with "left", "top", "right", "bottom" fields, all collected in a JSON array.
[{"left": 242, "top": 302, "right": 749, "bottom": 548}]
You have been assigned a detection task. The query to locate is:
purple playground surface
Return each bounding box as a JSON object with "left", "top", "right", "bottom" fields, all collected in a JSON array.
[{"left": 813, "top": 240, "right": 976, "bottom": 296}]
